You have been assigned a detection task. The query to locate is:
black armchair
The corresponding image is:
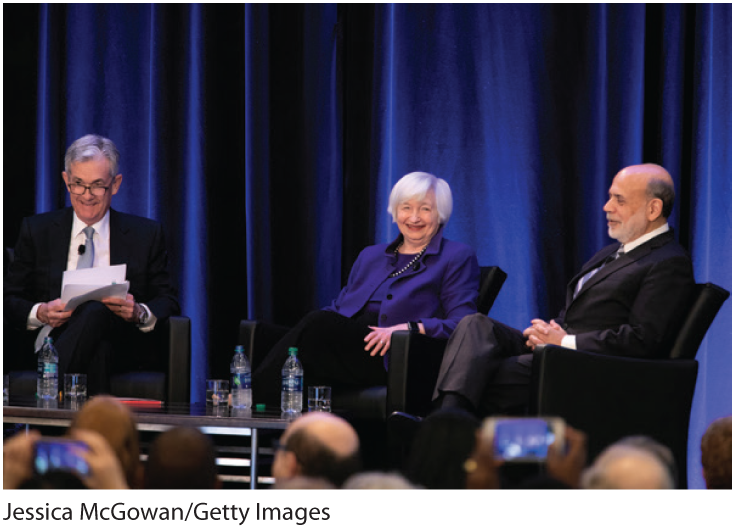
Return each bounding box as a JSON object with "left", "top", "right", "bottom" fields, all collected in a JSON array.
[
  {"left": 531, "top": 282, "right": 730, "bottom": 488},
  {"left": 238, "top": 265, "right": 508, "bottom": 420}
]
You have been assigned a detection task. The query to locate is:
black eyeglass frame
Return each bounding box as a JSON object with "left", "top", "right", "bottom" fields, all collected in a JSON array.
[{"left": 67, "top": 182, "right": 112, "bottom": 197}]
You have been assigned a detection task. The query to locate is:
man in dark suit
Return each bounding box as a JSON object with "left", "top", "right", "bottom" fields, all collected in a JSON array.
[
  {"left": 433, "top": 163, "right": 694, "bottom": 416},
  {"left": 4, "top": 134, "right": 179, "bottom": 395}
]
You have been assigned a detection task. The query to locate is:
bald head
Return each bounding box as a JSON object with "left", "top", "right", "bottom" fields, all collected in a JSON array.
[
  {"left": 285, "top": 412, "right": 359, "bottom": 457},
  {"left": 69, "top": 396, "right": 139, "bottom": 487},
  {"left": 605, "top": 163, "right": 675, "bottom": 244},
  {"left": 619, "top": 163, "right": 675, "bottom": 216},
  {"left": 273, "top": 412, "right": 361, "bottom": 486},
  {"left": 582, "top": 445, "right": 674, "bottom": 489}
]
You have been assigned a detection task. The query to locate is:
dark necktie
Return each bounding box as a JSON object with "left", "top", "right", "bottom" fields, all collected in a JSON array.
[
  {"left": 574, "top": 245, "right": 624, "bottom": 298},
  {"left": 76, "top": 226, "right": 95, "bottom": 269}
]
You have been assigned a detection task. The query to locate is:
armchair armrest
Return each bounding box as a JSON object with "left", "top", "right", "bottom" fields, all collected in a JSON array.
[
  {"left": 167, "top": 315, "right": 191, "bottom": 403},
  {"left": 386, "top": 330, "right": 447, "bottom": 417}
]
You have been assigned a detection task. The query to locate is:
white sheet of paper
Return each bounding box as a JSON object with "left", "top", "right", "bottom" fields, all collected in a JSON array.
[
  {"left": 61, "top": 264, "right": 129, "bottom": 310},
  {"left": 62, "top": 264, "right": 127, "bottom": 288},
  {"left": 62, "top": 282, "right": 130, "bottom": 310}
]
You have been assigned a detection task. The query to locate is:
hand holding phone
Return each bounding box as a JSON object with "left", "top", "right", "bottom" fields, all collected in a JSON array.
[
  {"left": 3, "top": 430, "right": 41, "bottom": 489},
  {"left": 481, "top": 417, "right": 566, "bottom": 463}
]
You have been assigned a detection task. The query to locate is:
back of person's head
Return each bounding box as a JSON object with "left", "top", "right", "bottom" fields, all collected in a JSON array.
[
  {"left": 145, "top": 427, "right": 219, "bottom": 489},
  {"left": 343, "top": 471, "right": 417, "bottom": 489},
  {"left": 616, "top": 435, "right": 678, "bottom": 487},
  {"left": 69, "top": 396, "right": 140, "bottom": 487},
  {"left": 404, "top": 408, "right": 480, "bottom": 489},
  {"left": 701, "top": 416, "right": 732, "bottom": 489},
  {"left": 273, "top": 412, "right": 361, "bottom": 487},
  {"left": 581, "top": 444, "right": 675, "bottom": 489}
]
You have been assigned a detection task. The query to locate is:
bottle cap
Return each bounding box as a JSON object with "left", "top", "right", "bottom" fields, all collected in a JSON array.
[
  {"left": 255, "top": 403, "right": 266, "bottom": 411},
  {"left": 288, "top": 347, "right": 298, "bottom": 355},
  {"left": 235, "top": 345, "right": 245, "bottom": 354}
]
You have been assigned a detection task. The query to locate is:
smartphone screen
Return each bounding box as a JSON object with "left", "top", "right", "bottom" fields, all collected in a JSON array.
[
  {"left": 33, "top": 439, "right": 90, "bottom": 477},
  {"left": 492, "top": 418, "right": 559, "bottom": 462}
]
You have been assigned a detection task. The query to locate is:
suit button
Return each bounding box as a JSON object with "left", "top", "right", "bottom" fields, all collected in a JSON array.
[
  {"left": 380, "top": 314, "right": 387, "bottom": 322},
  {"left": 387, "top": 294, "right": 393, "bottom": 300}
]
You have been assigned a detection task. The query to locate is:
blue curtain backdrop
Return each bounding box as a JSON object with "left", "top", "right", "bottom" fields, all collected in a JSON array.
[{"left": 3, "top": 4, "right": 730, "bottom": 488}]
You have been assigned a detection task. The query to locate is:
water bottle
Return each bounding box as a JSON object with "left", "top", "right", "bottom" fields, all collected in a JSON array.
[
  {"left": 281, "top": 347, "right": 303, "bottom": 413},
  {"left": 230, "top": 345, "right": 252, "bottom": 409},
  {"left": 37, "top": 336, "right": 59, "bottom": 400}
]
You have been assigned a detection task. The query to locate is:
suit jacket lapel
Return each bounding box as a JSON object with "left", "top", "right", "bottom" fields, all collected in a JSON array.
[{"left": 109, "top": 209, "right": 131, "bottom": 266}]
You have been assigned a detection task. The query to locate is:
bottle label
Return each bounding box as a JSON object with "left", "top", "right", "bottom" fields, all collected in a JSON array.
[
  {"left": 281, "top": 376, "right": 303, "bottom": 392},
  {"left": 37, "top": 360, "right": 58, "bottom": 379},
  {"left": 232, "top": 373, "right": 251, "bottom": 389}
]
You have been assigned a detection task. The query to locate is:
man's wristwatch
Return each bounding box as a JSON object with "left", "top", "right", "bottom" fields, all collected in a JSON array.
[
  {"left": 407, "top": 321, "right": 420, "bottom": 334},
  {"left": 137, "top": 305, "right": 149, "bottom": 325}
]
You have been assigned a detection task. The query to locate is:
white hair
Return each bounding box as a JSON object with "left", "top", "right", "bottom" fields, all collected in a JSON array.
[{"left": 387, "top": 172, "right": 453, "bottom": 225}]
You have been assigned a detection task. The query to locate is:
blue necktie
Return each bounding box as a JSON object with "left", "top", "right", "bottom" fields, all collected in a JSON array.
[
  {"left": 574, "top": 245, "right": 624, "bottom": 298},
  {"left": 76, "top": 226, "right": 95, "bottom": 269}
]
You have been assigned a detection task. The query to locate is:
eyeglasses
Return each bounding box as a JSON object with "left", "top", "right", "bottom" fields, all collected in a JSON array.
[{"left": 68, "top": 183, "right": 111, "bottom": 197}]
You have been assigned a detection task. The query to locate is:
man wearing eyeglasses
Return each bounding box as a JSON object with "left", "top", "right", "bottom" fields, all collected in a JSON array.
[{"left": 4, "top": 134, "right": 179, "bottom": 395}]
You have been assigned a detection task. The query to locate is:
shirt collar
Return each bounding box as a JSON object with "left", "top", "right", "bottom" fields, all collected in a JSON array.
[
  {"left": 622, "top": 222, "right": 669, "bottom": 254},
  {"left": 72, "top": 210, "right": 111, "bottom": 241}
]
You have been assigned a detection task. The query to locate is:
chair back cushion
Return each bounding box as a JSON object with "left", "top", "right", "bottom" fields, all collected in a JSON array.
[
  {"left": 669, "top": 283, "right": 730, "bottom": 360},
  {"left": 477, "top": 266, "right": 507, "bottom": 316}
]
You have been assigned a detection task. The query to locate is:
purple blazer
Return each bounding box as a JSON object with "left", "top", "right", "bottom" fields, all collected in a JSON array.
[{"left": 323, "top": 227, "right": 480, "bottom": 339}]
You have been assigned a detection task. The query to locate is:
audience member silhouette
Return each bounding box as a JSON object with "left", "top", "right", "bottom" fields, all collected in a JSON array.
[
  {"left": 144, "top": 427, "right": 220, "bottom": 489},
  {"left": 700, "top": 415, "right": 731, "bottom": 489}
]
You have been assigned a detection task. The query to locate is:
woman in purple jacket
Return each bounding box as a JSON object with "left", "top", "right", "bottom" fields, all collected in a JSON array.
[{"left": 252, "top": 172, "right": 480, "bottom": 405}]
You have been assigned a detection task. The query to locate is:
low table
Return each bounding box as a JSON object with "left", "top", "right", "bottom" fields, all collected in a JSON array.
[{"left": 3, "top": 397, "right": 298, "bottom": 489}]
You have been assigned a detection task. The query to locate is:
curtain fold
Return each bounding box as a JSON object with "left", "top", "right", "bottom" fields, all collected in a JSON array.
[{"left": 4, "top": 3, "right": 730, "bottom": 488}]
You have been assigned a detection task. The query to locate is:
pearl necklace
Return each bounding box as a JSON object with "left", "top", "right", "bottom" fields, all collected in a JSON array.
[{"left": 390, "top": 242, "right": 428, "bottom": 278}]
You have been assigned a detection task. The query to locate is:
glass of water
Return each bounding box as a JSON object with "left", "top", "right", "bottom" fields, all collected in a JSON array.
[
  {"left": 206, "top": 379, "right": 229, "bottom": 406},
  {"left": 307, "top": 386, "right": 331, "bottom": 412}
]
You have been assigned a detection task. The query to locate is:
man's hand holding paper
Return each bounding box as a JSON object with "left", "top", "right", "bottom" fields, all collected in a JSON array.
[{"left": 102, "top": 294, "right": 143, "bottom": 324}]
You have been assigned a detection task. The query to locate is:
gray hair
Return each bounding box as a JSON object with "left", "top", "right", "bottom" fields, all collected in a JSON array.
[
  {"left": 387, "top": 172, "right": 453, "bottom": 225},
  {"left": 646, "top": 175, "right": 675, "bottom": 218},
  {"left": 64, "top": 134, "right": 120, "bottom": 178},
  {"left": 581, "top": 445, "right": 675, "bottom": 489}
]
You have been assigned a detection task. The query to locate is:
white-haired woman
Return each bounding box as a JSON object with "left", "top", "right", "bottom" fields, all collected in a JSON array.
[{"left": 252, "top": 172, "right": 480, "bottom": 405}]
